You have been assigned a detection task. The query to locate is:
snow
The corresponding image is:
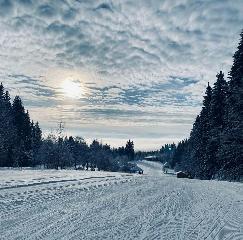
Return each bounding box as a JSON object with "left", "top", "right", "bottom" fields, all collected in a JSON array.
[
  {"left": 0, "top": 161, "right": 243, "bottom": 240},
  {"left": 0, "top": 168, "right": 131, "bottom": 189}
]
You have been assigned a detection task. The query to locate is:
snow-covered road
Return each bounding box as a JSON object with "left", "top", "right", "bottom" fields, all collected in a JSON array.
[{"left": 0, "top": 161, "right": 243, "bottom": 240}]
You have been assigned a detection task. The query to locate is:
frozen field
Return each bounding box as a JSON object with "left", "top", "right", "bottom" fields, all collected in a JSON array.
[{"left": 0, "top": 161, "right": 243, "bottom": 240}]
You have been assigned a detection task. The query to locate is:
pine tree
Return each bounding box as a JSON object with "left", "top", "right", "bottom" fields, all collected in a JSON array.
[
  {"left": 0, "top": 83, "right": 8, "bottom": 166},
  {"left": 210, "top": 71, "right": 228, "bottom": 130},
  {"left": 125, "top": 140, "right": 135, "bottom": 161},
  {"left": 0, "top": 82, "right": 4, "bottom": 100},
  {"left": 75, "top": 137, "right": 89, "bottom": 168},
  {"left": 160, "top": 143, "right": 176, "bottom": 165},
  {"left": 219, "top": 31, "right": 243, "bottom": 180},
  {"left": 0, "top": 84, "right": 43, "bottom": 168},
  {"left": 67, "top": 136, "right": 77, "bottom": 169},
  {"left": 172, "top": 31, "right": 243, "bottom": 181},
  {"left": 90, "top": 139, "right": 101, "bottom": 169},
  {"left": 0, "top": 84, "right": 16, "bottom": 167},
  {"left": 177, "top": 83, "right": 213, "bottom": 179},
  {"left": 183, "top": 84, "right": 212, "bottom": 179},
  {"left": 31, "top": 121, "right": 42, "bottom": 165},
  {"left": 206, "top": 71, "right": 228, "bottom": 176},
  {"left": 24, "top": 110, "right": 32, "bottom": 151},
  {"left": 12, "top": 96, "right": 26, "bottom": 139},
  {"left": 12, "top": 96, "right": 32, "bottom": 166},
  {"left": 172, "top": 139, "right": 189, "bottom": 170},
  {"left": 188, "top": 115, "right": 204, "bottom": 177}
]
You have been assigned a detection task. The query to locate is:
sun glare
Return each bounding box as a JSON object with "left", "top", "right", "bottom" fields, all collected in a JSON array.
[{"left": 61, "top": 79, "right": 82, "bottom": 99}]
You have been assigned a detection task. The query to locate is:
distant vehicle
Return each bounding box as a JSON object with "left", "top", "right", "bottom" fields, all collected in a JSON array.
[
  {"left": 130, "top": 165, "right": 144, "bottom": 174},
  {"left": 121, "top": 163, "right": 143, "bottom": 174},
  {"left": 176, "top": 171, "right": 193, "bottom": 178}
]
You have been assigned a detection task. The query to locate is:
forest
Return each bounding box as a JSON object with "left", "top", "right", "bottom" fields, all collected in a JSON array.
[
  {"left": 0, "top": 90, "right": 135, "bottom": 171},
  {"left": 0, "top": 31, "right": 242, "bottom": 181},
  {"left": 171, "top": 31, "right": 243, "bottom": 181}
]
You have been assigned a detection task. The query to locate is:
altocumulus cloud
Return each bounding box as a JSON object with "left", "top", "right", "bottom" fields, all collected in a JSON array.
[{"left": 0, "top": 0, "right": 243, "bottom": 149}]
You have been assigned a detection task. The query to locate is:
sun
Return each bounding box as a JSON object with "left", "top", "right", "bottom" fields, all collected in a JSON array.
[{"left": 61, "top": 79, "right": 82, "bottom": 99}]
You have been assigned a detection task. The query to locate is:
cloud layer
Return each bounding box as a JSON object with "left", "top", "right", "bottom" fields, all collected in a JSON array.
[{"left": 0, "top": 0, "right": 243, "bottom": 149}]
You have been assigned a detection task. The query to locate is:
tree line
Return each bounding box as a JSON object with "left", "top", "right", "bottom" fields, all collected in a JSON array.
[
  {"left": 0, "top": 88, "right": 135, "bottom": 171},
  {"left": 172, "top": 30, "right": 243, "bottom": 181},
  {"left": 0, "top": 86, "right": 42, "bottom": 167}
]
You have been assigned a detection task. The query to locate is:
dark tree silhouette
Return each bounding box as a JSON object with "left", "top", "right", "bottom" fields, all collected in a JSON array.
[
  {"left": 172, "top": 30, "right": 243, "bottom": 181},
  {"left": 218, "top": 31, "right": 243, "bottom": 180},
  {"left": 125, "top": 140, "right": 135, "bottom": 161}
]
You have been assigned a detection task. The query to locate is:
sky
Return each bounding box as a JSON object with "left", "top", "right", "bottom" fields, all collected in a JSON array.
[{"left": 0, "top": 0, "right": 243, "bottom": 150}]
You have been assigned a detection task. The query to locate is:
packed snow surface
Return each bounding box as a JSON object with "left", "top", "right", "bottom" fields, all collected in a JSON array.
[{"left": 0, "top": 161, "right": 243, "bottom": 240}]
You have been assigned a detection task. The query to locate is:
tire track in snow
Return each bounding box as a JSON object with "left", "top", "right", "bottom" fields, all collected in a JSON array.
[
  {"left": 0, "top": 175, "right": 135, "bottom": 238},
  {"left": 1, "top": 164, "right": 243, "bottom": 240},
  {"left": 0, "top": 175, "right": 120, "bottom": 190}
]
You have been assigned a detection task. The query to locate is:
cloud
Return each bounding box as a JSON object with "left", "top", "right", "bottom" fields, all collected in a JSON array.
[
  {"left": 36, "top": 4, "right": 57, "bottom": 18},
  {"left": 94, "top": 3, "right": 113, "bottom": 12},
  {"left": 0, "top": 0, "right": 13, "bottom": 17},
  {"left": 0, "top": 0, "right": 243, "bottom": 149},
  {"left": 5, "top": 74, "right": 59, "bottom": 104}
]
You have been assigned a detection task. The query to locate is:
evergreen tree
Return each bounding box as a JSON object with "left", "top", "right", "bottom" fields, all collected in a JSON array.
[
  {"left": 117, "top": 146, "right": 126, "bottom": 156},
  {"left": 174, "top": 84, "right": 213, "bottom": 179},
  {"left": 67, "top": 136, "right": 76, "bottom": 168},
  {"left": 66, "top": 136, "right": 88, "bottom": 169},
  {"left": 75, "top": 137, "right": 89, "bottom": 168},
  {"left": 206, "top": 71, "right": 228, "bottom": 176},
  {"left": 125, "top": 140, "right": 135, "bottom": 161},
  {"left": 31, "top": 121, "right": 42, "bottom": 165},
  {"left": 174, "top": 30, "right": 243, "bottom": 181},
  {"left": 90, "top": 139, "right": 101, "bottom": 169},
  {"left": 171, "top": 139, "right": 189, "bottom": 170},
  {"left": 219, "top": 31, "right": 243, "bottom": 180},
  {"left": 0, "top": 83, "right": 8, "bottom": 166},
  {"left": 210, "top": 71, "right": 228, "bottom": 131},
  {"left": 0, "top": 84, "right": 16, "bottom": 167},
  {"left": 12, "top": 96, "right": 32, "bottom": 167},
  {"left": 160, "top": 143, "right": 176, "bottom": 165},
  {"left": 199, "top": 83, "right": 213, "bottom": 179},
  {"left": 186, "top": 84, "right": 213, "bottom": 179},
  {"left": 24, "top": 110, "right": 32, "bottom": 151},
  {"left": 187, "top": 115, "right": 203, "bottom": 176}
]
